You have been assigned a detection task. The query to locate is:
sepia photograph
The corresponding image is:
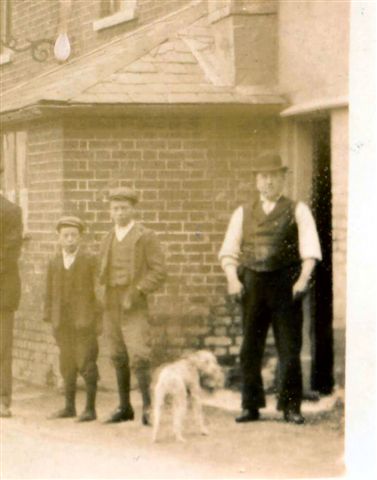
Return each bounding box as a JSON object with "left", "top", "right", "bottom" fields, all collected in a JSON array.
[{"left": 0, "top": 1, "right": 375, "bottom": 479}]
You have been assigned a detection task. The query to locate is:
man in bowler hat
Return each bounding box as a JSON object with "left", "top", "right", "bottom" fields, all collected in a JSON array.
[
  {"left": 0, "top": 164, "right": 23, "bottom": 418},
  {"left": 99, "top": 187, "right": 166, "bottom": 425},
  {"left": 44, "top": 216, "right": 102, "bottom": 421},
  {"left": 219, "top": 153, "right": 322, "bottom": 424}
]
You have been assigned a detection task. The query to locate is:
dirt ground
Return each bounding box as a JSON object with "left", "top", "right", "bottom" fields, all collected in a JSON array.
[{"left": 1, "top": 381, "right": 344, "bottom": 479}]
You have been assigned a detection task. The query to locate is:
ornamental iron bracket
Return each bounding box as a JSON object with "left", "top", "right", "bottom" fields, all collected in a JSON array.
[{"left": 1, "top": 36, "right": 55, "bottom": 62}]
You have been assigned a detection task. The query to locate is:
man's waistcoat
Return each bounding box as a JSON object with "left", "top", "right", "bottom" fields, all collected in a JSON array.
[
  {"left": 240, "top": 196, "right": 300, "bottom": 272},
  {"left": 108, "top": 228, "right": 138, "bottom": 287}
]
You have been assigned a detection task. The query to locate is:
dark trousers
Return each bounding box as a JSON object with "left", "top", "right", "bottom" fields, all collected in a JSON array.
[
  {"left": 240, "top": 266, "right": 303, "bottom": 412},
  {"left": 0, "top": 310, "right": 14, "bottom": 408},
  {"left": 55, "top": 326, "right": 99, "bottom": 392}
]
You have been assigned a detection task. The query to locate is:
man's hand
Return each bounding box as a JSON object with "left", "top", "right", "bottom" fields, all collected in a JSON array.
[
  {"left": 293, "top": 258, "right": 316, "bottom": 301},
  {"left": 292, "top": 277, "right": 309, "bottom": 301},
  {"left": 227, "top": 278, "right": 244, "bottom": 304},
  {"left": 224, "top": 265, "right": 244, "bottom": 303},
  {"left": 227, "top": 277, "right": 244, "bottom": 296},
  {"left": 122, "top": 286, "right": 143, "bottom": 311}
]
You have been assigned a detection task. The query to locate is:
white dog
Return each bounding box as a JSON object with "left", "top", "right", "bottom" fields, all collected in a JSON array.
[{"left": 152, "top": 350, "right": 224, "bottom": 443}]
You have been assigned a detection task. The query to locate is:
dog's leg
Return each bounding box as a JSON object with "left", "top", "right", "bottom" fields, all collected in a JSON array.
[
  {"left": 172, "top": 386, "right": 187, "bottom": 443},
  {"left": 152, "top": 380, "right": 165, "bottom": 443},
  {"left": 191, "top": 384, "right": 209, "bottom": 436}
]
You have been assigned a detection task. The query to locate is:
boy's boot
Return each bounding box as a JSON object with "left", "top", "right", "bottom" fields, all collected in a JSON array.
[
  {"left": 105, "top": 366, "right": 134, "bottom": 423},
  {"left": 48, "top": 385, "right": 76, "bottom": 419},
  {"left": 136, "top": 367, "right": 152, "bottom": 426},
  {"left": 77, "top": 382, "right": 97, "bottom": 422}
]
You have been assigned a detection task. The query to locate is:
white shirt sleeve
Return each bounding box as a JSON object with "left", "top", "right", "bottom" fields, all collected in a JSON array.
[
  {"left": 218, "top": 206, "right": 244, "bottom": 270},
  {"left": 295, "top": 202, "right": 322, "bottom": 261}
]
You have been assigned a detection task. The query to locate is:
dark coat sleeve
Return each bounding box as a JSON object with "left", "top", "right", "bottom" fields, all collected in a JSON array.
[
  {"left": 89, "top": 254, "right": 103, "bottom": 334},
  {"left": 0, "top": 197, "right": 23, "bottom": 311},
  {"left": 0, "top": 199, "right": 23, "bottom": 275},
  {"left": 137, "top": 230, "right": 167, "bottom": 295},
  {"left": 43, "top": 259, "right": 53, "bottom": 324}
]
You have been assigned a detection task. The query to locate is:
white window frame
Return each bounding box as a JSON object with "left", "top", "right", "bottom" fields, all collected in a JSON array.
[
  {"left": 0, "top": 0, "right": 13, "bottom": 65},
  {"left": 93, "top": 0, "right": 137, "bottom": 32},
  {"left": 1, "top": 132, "right": 28, "bottom": 232}
]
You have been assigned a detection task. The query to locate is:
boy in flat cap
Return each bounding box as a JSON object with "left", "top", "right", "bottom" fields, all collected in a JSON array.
[
  {"left": 219, "top": 153, "right": 322, "bottom": 425},
  {"left": 99, "top": 187, "right": 166, "bottom": 425},
  {"left": 44, "top": 216, "right": 102, "bottom": 421}
]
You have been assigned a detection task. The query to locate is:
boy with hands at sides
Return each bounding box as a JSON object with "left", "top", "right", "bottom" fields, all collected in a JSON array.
[{"left": 44, "top": 216, "right": 102, "bottom": 422}]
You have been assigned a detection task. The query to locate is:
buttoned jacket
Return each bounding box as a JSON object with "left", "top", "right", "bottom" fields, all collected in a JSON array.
[
  {"left": 43, "top": 249, "right": 102, "bottom": 332},
  {"left": 99, "top": 223, "right": 166, "bottom": 296}
]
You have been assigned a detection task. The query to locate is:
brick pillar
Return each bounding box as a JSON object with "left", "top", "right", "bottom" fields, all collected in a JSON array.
[{"left": 330, "top": 107, "right": 348, "bottom": 386}]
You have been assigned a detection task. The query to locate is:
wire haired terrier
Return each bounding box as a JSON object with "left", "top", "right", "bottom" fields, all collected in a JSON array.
[{"left": 152, "top": 350, "right": 224, "bottom": 443}]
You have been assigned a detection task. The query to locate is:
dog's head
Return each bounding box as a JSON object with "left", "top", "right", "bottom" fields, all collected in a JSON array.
[{"left": 189, "top": 350, "right": 224, "bottom": 391}]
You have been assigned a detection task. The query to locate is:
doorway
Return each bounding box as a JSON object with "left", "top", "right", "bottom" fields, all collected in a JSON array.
[{"left": 310, "top": 118, "right": 334, "bottom": 395}]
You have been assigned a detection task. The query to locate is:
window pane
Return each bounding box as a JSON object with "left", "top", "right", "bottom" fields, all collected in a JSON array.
[
  {"left": 101, "top": 0, "right": 123, "bottom": 17},
  {"left": 0, "top": 0, "right": 11, "bottom": 52},
  {"left": 1, "top": 132, "right": 16, "bottom": 201},
  {"left": 1, "top": 131, "right": 28, "bottom": 227},
  {"left": 16, "top": 131, "right": 27, "bottom": 190}
]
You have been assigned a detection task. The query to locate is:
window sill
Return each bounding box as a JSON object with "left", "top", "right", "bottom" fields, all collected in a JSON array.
[
  {"left": 93, "top": 8, "right": 137, "bottom": 32},
  {"left": 0, "top": 49, "right": 13, "bottom": 66}
]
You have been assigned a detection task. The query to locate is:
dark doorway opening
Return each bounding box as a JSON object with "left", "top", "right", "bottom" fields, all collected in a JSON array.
[{"left": 310, "top": 117, "right": 334, "bottom": 395}]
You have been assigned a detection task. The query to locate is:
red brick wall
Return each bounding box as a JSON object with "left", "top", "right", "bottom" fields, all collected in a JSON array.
[
  {"left": 12, "top": 112, "right": 279, "bottom": 385},
  {"left": 12, "top": 119, "right": 65, "bottom": 383},
  {"left": 1, "top": 0, "right": 192, "bottom": 92},
  {"left": 60, "top": 114, "right": 278, "bottom": 356}
]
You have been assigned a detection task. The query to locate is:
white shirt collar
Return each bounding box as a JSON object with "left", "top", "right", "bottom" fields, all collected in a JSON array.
[
  {"left": 115, "top": 220, "right": 135, "bottom": 242},
  {"left": 260, "top": 194, "right": 282, "bottom": 204},
  {"left": 62, "top": 247, "right": 79, "bottom": 270},
  {"left": 260, "top": 194, "right": 281, "bottom": 214}
]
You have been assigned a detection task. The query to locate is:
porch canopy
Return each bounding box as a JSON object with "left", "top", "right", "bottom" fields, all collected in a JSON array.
[{"left": 0, "top": 0, "right": 285, "bottom": 123}]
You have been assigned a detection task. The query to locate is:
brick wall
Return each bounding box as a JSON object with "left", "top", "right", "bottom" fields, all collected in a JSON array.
[
  {"left": 61, "top": 114, "right": 278, "bottom": 356},
  {"left": 12, "top": 112, "right": 279, "bottom": 386},
  {"left": 13, "top": 119, "right": 65, "bottom": 384},
  {"left": 1, "top": 0, "right": 192, "bottom": 92}
]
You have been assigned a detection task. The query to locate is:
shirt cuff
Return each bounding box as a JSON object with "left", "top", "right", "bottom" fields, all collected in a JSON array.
[{"left": 220, "top": 256, "right": 239, "bottom": 271}]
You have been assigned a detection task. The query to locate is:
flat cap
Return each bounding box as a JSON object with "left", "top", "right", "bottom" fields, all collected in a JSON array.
[
  {"left": 108, "top": 187, "right": 138, "bottom": 204},
  {"left": 251, "top": 153, "right": 288, "bottom": 173},
  {"left": 56, "top": 215, "right": 85, "bottom": 232}
]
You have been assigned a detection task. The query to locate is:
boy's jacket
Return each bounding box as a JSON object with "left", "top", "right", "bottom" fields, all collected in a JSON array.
[{"left": 43, "top": 249, "right": 102, "bottom": 332}]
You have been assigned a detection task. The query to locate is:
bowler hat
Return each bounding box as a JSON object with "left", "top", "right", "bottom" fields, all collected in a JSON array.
[
  {"left": 252, "top": 153, "right": 288, "bottom": 173},
  {"left": 108, "top": 187, "right": 138, "bottom": 204},
  {"left": 56, "top": 215, "right": 85, "bottom": 232}
]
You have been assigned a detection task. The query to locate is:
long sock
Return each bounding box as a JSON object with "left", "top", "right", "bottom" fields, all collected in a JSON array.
[
  {"left": 115, "top": 366, "right": 131, "bottom": 409},
  {"left": 85, "top": 382, "right": 97, "bottom": 411},
  {"left": 136, "top": 367, "right": 151, "bottom": 410},
  {"left": 65, "top": 384, "right": 76, "bottom": 412}
]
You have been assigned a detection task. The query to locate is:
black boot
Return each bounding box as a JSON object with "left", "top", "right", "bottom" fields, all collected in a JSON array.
[
  {"left": 284, "top": 408, "right": 305, "bottom": 425},
  {"left": 235, "top": 409, "right": 260, "bottom": 423},
  {"left": 49, "top": 385, "right": 76, "bottom": 419},
  {"left": 136, "top": 367, "right": 152, "bottom": 426},
  {"left": 77, "top": 382, "right": 97, "bottom": 422},
  {"left": 105, "top": 366, "right": 134, "bottom": 423}
]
